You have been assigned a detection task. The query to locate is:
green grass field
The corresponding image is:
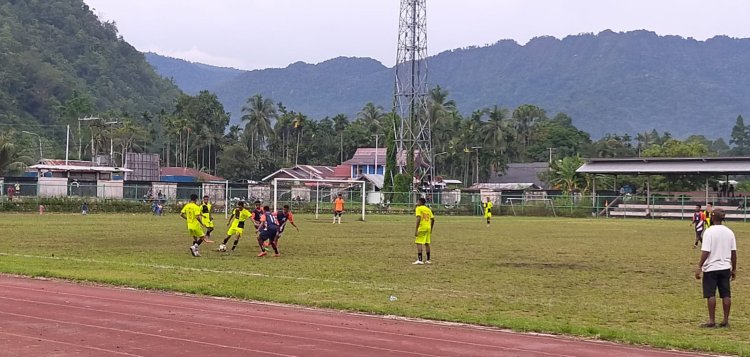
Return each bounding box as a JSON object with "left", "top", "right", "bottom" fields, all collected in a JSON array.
[{"left": 0, "top": 213, "right": 747, "bottom": 356}]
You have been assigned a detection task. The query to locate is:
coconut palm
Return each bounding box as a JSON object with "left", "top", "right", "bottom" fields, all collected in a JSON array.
[
  {"left": 357, "top": 102, "right": 386, "bottom": 133},
  {"left": 0, "top": 142, "right": 32, "bottom": 176},
  {"left": 483, "top": 106, "right": 514, "bottom": 173},
  {"left": 241, "top": 94, "right": 277, "bottom": 157}
]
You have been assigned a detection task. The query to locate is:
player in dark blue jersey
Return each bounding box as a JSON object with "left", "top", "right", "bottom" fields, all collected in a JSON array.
[{"left": 257, "top": 206, "right": 280, "bottom": 257}]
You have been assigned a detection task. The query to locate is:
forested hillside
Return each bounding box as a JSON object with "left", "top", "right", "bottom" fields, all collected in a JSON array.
[
  {"left": 144, "top": 53, "right": 244, "bottom": 95},
  {"left": 147, "top": 30, "right": 750, "bottom": 138},
  {"left": 0, "top": 0, "right": 181, "bottom": 129}
]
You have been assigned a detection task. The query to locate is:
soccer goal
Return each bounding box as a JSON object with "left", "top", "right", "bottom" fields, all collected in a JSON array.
[
  {"left": 272, "top": 178, "right": 367, "bottom": 221},
  {"left": 506, "top": 197, "right": 557, "bottom": 217}
]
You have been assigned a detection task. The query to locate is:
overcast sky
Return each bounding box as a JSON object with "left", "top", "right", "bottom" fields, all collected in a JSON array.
[{"left": 84, "top": 0, "right": 750, "bottom": 70}]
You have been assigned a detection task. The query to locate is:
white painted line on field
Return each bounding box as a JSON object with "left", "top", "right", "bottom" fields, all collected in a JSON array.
[{"left": 0, "top": 252, "right": 492, "bottom": 298}]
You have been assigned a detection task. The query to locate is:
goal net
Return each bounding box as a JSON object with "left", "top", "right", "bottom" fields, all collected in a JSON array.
[{"left": 272, "top": 178, "right": 367, "bottom": 221}]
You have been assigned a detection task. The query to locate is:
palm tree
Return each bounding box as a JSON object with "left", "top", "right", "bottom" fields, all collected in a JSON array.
[
  {"left": 511, "top": 104, "right": 546, "bottom": 161},
  {"left": 427, "top": 86, "right": 457, "bottom": 154},
  {"left": 483, "top": 106, "right": 514, "bottom": 172},
  {"left": 241, "top": 94, "right": 277, "bottom": 158},
  {"left": 292, "top": 113, "right": 307, "bottom": 166},
  {"left": 357, "top": 102, "right": 386, "bottom": 134},
  {"left": 0, "top": 142, "right": 32, "bottom": 176}
]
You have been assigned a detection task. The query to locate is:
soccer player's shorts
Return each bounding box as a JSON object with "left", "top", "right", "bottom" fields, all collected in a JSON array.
[
  {"left": 227, "top": 227, "right": 244, "bottom": 237},
  {"left": 334, "top": 210, "right": 343, "bottom": 217},
  {"left": 204, "top": 220, "right": 215, "bottom": 228},
  {"left": 415, "top": 229, "right": 431, "bottom": 244},
  {"left": 259, "top": 228, "right": 278, "bottom": 241},
  {"left": 188, "top": 227, "right": 205, "bottom": 239},
  {"left": 484, "top": 212, "right": 492, "bottom": 218}
]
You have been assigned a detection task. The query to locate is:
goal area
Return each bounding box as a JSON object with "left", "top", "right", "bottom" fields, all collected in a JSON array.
[{"left": 272, "top": 178, "right": 367, "bottom": 221}]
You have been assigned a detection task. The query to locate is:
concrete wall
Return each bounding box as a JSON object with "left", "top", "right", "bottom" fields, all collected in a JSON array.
[
  {"left": 97, "top": 180, "right": 124, "bottom": 199},
  {"left": 38, "top": 177, "right": 68, "bottom": 197}
]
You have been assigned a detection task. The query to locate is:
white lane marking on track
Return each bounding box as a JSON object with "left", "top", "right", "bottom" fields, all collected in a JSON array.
[
  {"left": 0, "top": 295, "right": 459, "bottom": 357},
  {"left": 0, "top": 331, "right": 144, "bottom": 357},
  {"left": 2, "top": 283, "right": 641, "bottom": 357},
  {"left": 0, "top": 311, "right": 298, "bottom": 357},
  {"left": 0, "top": 252, "right": 493, "bottom": 297}
]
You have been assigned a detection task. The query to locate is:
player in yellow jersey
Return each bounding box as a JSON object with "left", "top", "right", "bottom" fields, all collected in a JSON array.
[
  {"left": 483, "top": 197, "right": 493, "bottom": 227},
  {"left": 220, "top": 201, "right": 252, "bottom": 252},
  {"left": 201, "top": 195, "right": 215, "bottom": 243},
  {"left": 180, "top": 194, "right": 207, "bottom": 257},
  {"left": 413, "top": 197, "right": 435, "bottom": 265}
]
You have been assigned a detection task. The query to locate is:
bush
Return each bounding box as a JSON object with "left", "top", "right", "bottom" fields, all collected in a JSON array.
[{"left": 0, "top": 197, "right": 157, "bottom": 213}]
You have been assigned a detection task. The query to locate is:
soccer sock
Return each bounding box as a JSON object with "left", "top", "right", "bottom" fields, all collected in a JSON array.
[
  {"left": 232, "top": 239, "right": 240, "bottom": 250},
  {"left": 206, "top": 228, "right": 214, "bottom": 237},
  {"left": 271, "top": 242, "right": 279, "bottom": 254},
  {"left": 195, "top": 238, "right": 204, "bottom": 246},
  {"left": 223, "top": 236, "right": 231, "bottom": 245},
  {"left": 417, "top": 252, "right": 423, "bottom": 261},
  {"left": 426, "top": 251, "right": 430, "bottom": 261}
]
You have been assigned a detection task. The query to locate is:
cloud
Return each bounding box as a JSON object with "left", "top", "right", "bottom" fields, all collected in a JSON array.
[{"left": 141, "top": 45, "right": 249, "bottom": 70}]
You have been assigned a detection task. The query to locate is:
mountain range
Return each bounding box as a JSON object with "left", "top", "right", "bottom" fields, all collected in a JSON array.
[{"left": 146, "top": 30, "right": 750, "bottom": 139}]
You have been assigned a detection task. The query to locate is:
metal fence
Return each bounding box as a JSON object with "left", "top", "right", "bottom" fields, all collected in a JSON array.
[{"left": 2, "top": 179, "right": 749, "bottom": 220}]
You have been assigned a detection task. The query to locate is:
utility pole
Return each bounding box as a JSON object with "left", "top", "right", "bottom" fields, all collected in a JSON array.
[
  {"left": 21, "top": 131, "right": 43, "bottom": 161},
  {"left": 65, "top": 125, "right": 70, "bottom": 165},
  {"left": 471, "top": 146, "right": 482, "bottom": 184},
  {"left": 104, "top": 121, "right": 119, "bottom": 166},
  {"left": 548, "top": 147, "right": 555, "bottom": 165},
  {"left": 78, "top": 117, "right": 100, "bottom": 161},
  {"left": 372, "top": 134, "right": 383, "bottom": 175}
]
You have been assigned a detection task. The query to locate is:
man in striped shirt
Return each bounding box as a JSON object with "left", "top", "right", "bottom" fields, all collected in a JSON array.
[{"left": 692, "top": 204, "right": 706, "bottom": 249}]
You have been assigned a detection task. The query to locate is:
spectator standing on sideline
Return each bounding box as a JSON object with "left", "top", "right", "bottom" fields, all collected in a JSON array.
[
  {"left": 82, "top": 202, "right": 89, "bottom": 215},
  {"left": 695, "top": 208, "right": 738, "bottom": 328},
  {"left": 6, "top": 185, "right": 14, "bottom": 201}
]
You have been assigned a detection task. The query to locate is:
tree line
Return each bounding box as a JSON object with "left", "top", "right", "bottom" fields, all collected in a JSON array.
[{"left": 3, "top": 86, "right": 749, "bottom": 192}]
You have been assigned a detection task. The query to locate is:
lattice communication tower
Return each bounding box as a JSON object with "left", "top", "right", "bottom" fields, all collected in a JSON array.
[{"left": 393, "top": 0, "right": 432, "bottom": 183}]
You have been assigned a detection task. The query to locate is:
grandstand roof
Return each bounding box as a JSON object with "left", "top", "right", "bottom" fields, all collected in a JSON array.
[{"left": 577, "top": 157, "right": 750, "bottom": 175}]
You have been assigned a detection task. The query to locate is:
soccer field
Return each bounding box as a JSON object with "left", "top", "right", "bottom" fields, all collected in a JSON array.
[{"left": 0, "top": 213, "right": 747, "bottom": 356}]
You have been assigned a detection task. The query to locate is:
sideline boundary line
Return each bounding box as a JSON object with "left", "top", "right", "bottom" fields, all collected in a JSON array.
[{"left": 0, "top": 252, "right": 492, "bottom": 298}]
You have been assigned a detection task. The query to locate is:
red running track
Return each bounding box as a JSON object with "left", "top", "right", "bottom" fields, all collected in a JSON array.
[{"left": 0, "top": 275, "right": 711, "bottom": 357}]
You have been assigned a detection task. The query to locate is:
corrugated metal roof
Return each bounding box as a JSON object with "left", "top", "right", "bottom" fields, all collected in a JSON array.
[
  {"left": 359, "top": 174, "right": 384, "bottom": 189},
  {"left": 160, "top": 167, "right": 224, "bottom": 181},
  {"left": 30, "top": 164, "right": 133, "bottom": 173},
  {"left": 489, "top": 162, "right": 549, "bottom": 188},
  {"left": 577, "top": 157, "right": 750, "bottom": 174}
]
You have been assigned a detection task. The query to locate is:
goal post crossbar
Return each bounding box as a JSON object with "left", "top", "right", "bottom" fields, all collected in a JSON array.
[{"left": 272, "top": 178, "right": 367, "bottom": 221}]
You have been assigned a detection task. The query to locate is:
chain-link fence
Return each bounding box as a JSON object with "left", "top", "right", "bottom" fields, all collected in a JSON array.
[{"left": 3, "top": 178, "right": 749, "bottom": 220}]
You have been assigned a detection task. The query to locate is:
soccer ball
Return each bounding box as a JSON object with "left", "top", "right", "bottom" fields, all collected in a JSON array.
[{"left": 218, "top": 244, "right": 227, "bottom": 252}]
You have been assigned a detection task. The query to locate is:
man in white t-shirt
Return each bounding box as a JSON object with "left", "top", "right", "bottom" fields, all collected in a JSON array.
[{"left": 695, "top": 208, "right": 738, "bottom": 328}]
